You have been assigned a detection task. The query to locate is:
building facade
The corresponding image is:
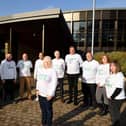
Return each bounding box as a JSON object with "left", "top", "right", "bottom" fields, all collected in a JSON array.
[
  {"left": 0, "top": 9, "right": 73, "bottom": 61},
  {"left": 63, "top": 8, "right": 126, "bottom": 52},
  {"left": 0, "top": 8, "right": 126, "bottom": 61}
]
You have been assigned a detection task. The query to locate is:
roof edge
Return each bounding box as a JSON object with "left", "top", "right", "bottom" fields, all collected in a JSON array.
[
  {"left": 63, "top": 7, "right": 126, "bottom": 13},
  {"left": 0, "top": 8, "right": 61, "bottom": 24}
]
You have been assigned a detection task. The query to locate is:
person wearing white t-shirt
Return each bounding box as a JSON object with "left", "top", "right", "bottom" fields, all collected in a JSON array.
[
  {"left": 81, "top": 51, "right": 99, "bottom": 108},
  {"left": 52, "top": 50, "right": 65, "bottom": 103},
  {"left": 96, "top": 55, "right": 110, "bottom": 115},
  {"left": 1, "top": 53, "right": 17, "bottom": 102},
  {"left": 65, "top": 46, "right": 83, "bottom": 105},
  {"left": 34, "top": 52, "right": 44, "bottom": 101},
  {"left": 17, "top": 53, "right": 33, "bottom": 100},
  {"left": 105, "top": 61, "right": 126, "bottom": 126},
  {"left": 36, "top": 56, "right": 57, "bottom": 126},
  {"left": 34, "top": 52, "right": 44, "bottom": 80}
]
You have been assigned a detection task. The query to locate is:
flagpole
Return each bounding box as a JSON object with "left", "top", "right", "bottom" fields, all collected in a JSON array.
[{"left": 91, "top": 0, "right": 96, "bottom": 55}]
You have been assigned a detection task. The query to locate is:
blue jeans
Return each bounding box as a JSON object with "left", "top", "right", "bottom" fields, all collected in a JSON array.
[{"left": 39, "top": 95, "right": 53, "bottom": 126}]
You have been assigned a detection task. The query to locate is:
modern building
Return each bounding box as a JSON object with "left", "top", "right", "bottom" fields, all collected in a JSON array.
[
  {"left": 64, "top": 8, "right": 126, "bottom": 52},
  {"left": 0, "top": 8, "right": 73, "bottom": 61},
  {"left": 0, "top": 8, "right": 126, "bottom": 61}
]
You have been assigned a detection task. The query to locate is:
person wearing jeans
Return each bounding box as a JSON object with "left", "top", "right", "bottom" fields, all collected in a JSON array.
[
  {"left": 36, "top": 56, "right": 57, "bottom": 126},
  {"left": 39, "top": 96, "right": 53, "bottom": 126}
]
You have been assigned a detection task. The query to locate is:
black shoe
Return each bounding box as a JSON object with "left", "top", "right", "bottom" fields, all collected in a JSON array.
[
  {"left": 0, "top": 105, "right": 3, "bottom": 109},
  {"left": 61, "top": 98, "right": 65, "bottom": 103},
  {"left": 99, "top": 104, "right": 109, "bottom": 116},
  {"left": 80, "top": 103, "right": 89, "bottom": 108},
  {"left": 74, "top": 102, "right": 78, "bottom": 105},
  {"left": 97, "top": 103, "right": 104, "bottom": 114},
  {"left": 90, "top": 106, "right": 96, "bottom": 110},
  {"left": 97, "top": 109, "right": 103, "bottom": 115},
  {"left": 66, "top": 100, "right": 73, "bottom": 104},
  {"left": 99, "top": 109, "right": 108, "bottom": 116}
]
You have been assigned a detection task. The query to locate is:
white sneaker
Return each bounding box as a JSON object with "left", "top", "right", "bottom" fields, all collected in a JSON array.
[{"left": 35, "top": 96, "right": 39, "bottom": 101}]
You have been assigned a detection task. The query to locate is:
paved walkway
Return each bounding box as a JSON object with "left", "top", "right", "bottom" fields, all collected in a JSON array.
[{"left": 0, "top": 84, "right": 126, "bottom": 126}]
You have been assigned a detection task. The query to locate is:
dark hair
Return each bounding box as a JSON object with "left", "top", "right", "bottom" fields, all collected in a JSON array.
[
  {"left": 111, "top": 60, "right": 121, "bottom": 73},
  {"left": 69, "top": 46, "right": 76, "bottom": 50}
]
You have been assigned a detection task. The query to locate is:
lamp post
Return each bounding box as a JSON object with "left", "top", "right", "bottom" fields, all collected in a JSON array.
[{"left": 91, "top": 0, "right": 96, "bottom": 55}]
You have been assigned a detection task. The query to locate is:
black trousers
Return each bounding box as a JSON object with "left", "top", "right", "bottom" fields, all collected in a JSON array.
[
  {"left": 109, "top": 99, "right": 125, "bottom": 126},
  {"left": 67, "top": 74, "right": 79, "bottom": 103},
  {"left": 57, "top": 78, "right": 64, "bottom": 98},
  {"left": 3, "top": 79, "right": 15, "bottom": 101},
  {"left": 82, "top": 82, "right": 96, "bottom": 106}
]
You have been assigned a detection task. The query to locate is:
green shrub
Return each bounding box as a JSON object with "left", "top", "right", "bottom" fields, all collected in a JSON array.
[{"left": 94, "top": 51, "right": 126, "bottom": 76}]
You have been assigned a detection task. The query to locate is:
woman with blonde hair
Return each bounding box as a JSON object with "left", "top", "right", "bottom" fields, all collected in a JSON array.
[{"left": 36, "top": 56, "right": 57, "bottom": 126}]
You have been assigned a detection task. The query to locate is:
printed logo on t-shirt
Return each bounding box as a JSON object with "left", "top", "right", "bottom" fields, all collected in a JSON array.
[{"left": 38, "top": 74, "right": 51, "bottom": 82}]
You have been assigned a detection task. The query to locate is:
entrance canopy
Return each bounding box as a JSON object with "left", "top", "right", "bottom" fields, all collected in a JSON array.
[{"left": 0, "top": 8, "right": 73, "bottom": 62}]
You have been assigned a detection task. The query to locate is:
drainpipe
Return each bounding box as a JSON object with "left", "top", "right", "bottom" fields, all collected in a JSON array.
[
  {"left": 9, "top": 27, "right": 12, "bottom": 52},
  {"left": 42, "top": 24, "right": 45, "bottom": 53}
]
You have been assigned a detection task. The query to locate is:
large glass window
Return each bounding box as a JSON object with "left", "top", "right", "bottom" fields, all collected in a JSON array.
[
  {"left": 118, "top": 20, "right": 126, "bottom": 48},
  {"left": 87, "top": 20, "right": 99, "bottom": 46},
  {"left": 102, "top": 20, "right": 114, "bottom": 47},
  {"left": 73, "top": 21, "right": 86, "bottom": 47},
  {"left": 102, "top": 10, "right": 116, "bottom": 20}
]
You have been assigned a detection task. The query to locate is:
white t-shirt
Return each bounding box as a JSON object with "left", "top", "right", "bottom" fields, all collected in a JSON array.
[
  {"left": 36, "top": 68, "right": 57, "bottom": 97},
  {"left": 52, "top": 58, "right": 65, "bottom": 78},
  {"left": 96, "top": 63, "right": 110, "bottom": 87},
  {"left": 17, "top": 60, "right": 33, "bottom": 77},
  {"left": 65, "top": 53, "right": 83, "bottom": 74},
  {"left": 105, "top": 72, "right": 126, "bottom": 100},
  {"left": 1, "top": 60, "right": 17, "bottom": 80},
  {"left": 82, "top": 59, "right": 99, "bottom": 84},
  {"left": 34, "top": 59, "right": 43, "bottom": 79}
]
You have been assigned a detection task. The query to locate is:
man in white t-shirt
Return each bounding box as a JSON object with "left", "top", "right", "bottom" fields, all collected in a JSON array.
[
  {"left": 17, "top": 53, "right": 33, "bottom": 100},
  {"left": 82, "top": 51, "right": 99, "bottom": 108},
  {"left": 52, "top": 50, "right": 65, "bottom": 102},
  {"left": 65, "top": 46, "right": 83, "bottom": 105}
]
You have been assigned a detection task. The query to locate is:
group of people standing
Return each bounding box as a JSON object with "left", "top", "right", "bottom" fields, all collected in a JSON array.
[
  {"left": 36, "top": 46, "right": 125, "bottom": 126},
  {"left": 65, "top": 46, "right": 126, "bottom": 126},
  {"left": 0, "top": 52, "right": 33, "bottom": 103},
  {"left": 0, "top": 46, "right": 125, "bottom": 126}
]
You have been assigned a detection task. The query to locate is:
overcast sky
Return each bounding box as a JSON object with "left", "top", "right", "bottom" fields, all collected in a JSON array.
[{"left": 0, "top": 0, "right": 126, "bottom": 16}]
